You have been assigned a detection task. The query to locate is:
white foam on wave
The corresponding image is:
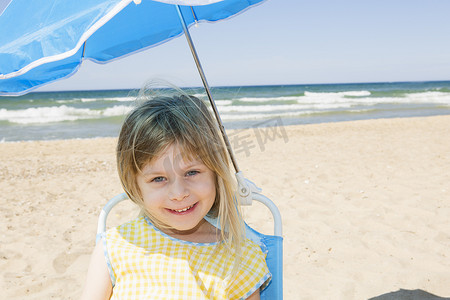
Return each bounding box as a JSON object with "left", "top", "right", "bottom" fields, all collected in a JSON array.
[
  {"left": 76, "top": 96, "right": 136, "bottom": 102},
  {"left": 217, "top": 102, "right": 352, "bottom": 113},
  {"left": 300, "top": 90, "right": 450, "bottom": 105},
  {"left": 214, "top": 100, "right": 233, "bottom": 106},
  {"left": 56, "top": 96, "right": 136, "bottom": 103},
  {"left": 103, "top": 105, "right": 133, "bottom": 116},
  {"left": 83, "top": 96, "right": 136, "bottom": 102},
  {"left": 236, "top": 96, "right": 300, "bottom": 102},
  {"left": 0, "top": 105, "right": 131, "bottom": 124},
  {"left": 220, "top": 110, "right": 316, "bottom": 121},
  {"left": 301, "top": 91, "right": 372, "bottom": 104},
  {"left": 192, "top": 93, "right": 206, "bottom": 98},
  {"left": 304, "top": 91, "right": 371, "bottom": 97},
  {"left": 348, "top": 92, "right": 450, "bottom": 105},
  {"left": 405, "top": 91, "right": 450, "bottom": 103},
  {"left": 233, "top": 91, "right": 370, "bottom": 104},
  {"left": 216, "top": 89, "right": 450, "bottom": 121},
  {"left": 219, "top": 107, "right": 374, "bottom": 121}
]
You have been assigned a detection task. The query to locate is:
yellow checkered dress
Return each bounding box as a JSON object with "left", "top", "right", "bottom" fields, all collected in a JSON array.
[{"left": 100, "top": 216, "right": 271, "bottom": 299}]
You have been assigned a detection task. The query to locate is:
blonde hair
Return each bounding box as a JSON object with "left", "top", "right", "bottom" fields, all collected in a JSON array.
[{"left": 116, "top": 91, "right": 244, "bottom": 264}]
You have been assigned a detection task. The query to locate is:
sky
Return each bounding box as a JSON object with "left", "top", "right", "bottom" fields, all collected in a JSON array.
[{"left": 39, "top": 0, "right": 450, "bottom": 91}]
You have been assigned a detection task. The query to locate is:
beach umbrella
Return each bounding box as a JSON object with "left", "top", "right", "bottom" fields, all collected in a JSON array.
[
  {"left": 0, "top": 0, "right": 265, "bottom": 96},
  {"left": 0, "top": 0, "right": 267, "bottom": 196}
]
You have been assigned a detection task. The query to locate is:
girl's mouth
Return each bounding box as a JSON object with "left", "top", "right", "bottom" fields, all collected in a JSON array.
[{"left": 167, "top": 203, "right": 197, "bottom": 214}]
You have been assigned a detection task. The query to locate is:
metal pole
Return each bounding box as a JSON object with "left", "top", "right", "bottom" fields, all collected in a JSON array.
[{"left": 175, "top": 5, "right": 240, "bottom": 173}]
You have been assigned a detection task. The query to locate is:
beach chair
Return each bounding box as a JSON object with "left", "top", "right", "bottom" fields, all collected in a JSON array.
[{"left": 97, "top": 185, "right": 283, "bottom": 299}]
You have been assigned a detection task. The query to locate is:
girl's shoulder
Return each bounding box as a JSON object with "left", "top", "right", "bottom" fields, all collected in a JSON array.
[
  {"left": 241, "top": 236, "right": 270, "bottom": 270},
  {"left": 105, "top": 215, "right": 154, "bottom": 244},
  {"left": 107, "top": 215, "right": 146, "bottom": 234},
  {"left": 243, "top": 237, "right": 268, "bottom": 257}
]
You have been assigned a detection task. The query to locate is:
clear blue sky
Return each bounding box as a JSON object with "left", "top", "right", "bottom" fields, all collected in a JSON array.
[{"left": 40, "top": 0, "right": 450, "bottom": 91}]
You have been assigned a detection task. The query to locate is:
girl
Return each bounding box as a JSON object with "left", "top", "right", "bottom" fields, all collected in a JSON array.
[{"left": 81, "top": 93, "right": 271, "bottom": 299}]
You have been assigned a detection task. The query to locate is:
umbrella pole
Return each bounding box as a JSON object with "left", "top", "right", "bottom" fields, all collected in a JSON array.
[{"left": 175, "top": 5, "right": 240, "bottom": 174}]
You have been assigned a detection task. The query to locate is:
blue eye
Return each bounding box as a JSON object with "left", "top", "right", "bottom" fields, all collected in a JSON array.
[
  {"left": 151, "top": 176, "right": 166, "bottom": 183},
  {"left": 186, "top": 170, "right": 199, "bottom": 177}
]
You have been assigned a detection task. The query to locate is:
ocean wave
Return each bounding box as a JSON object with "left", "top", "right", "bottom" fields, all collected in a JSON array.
[
  {"left": 213, "top": 100, "right": 233, "bottom": 106},
  {"left": 0, "top": 105, "right": 131, "bottom": 124},
  {"left": 304, "top": 91, "right": 372, "bottom": 97},
  {"left": 405, "top": 91, "right": 450, "bottom": 103},
  {"left": 192, "top": 93, "right": 206, "bottom": 98},
  {"left": 236, "top": 96, "right": 301, "bottom": 102},
  {"left": 228, "top": 91, "right": 371, "bottom": 104},
  {"left": 81, "top": 96, "right": 136, "bottom": 102},
  {"left": 299, "top": 90, "right": 450, "bottom": 105},
  {"left": 228, "top": 90, "right": 450, "bottom": 106},
  {"left": 353, "top": 93, "right": 450, "bottom": 105},
  {"left": 220, "top": 110, "right": 316, "bottom": 121},
  {"left": 4, "top": 91, "right": 449, "bottom": 127},
  {"left": 55, "top": 96, "right": 136, "bottom": 103},
  {"left": 219, "top": 108, "right": 375, "bottom": 121},
  {"left": 217, "top": 103, "right": 352, "bottom": 113},
  {"left": 103, "top": 105, "right": 133, "bottom": 116}
]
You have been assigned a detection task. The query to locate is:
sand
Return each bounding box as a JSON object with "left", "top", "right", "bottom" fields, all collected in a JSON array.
[{"left": 1, "top": 115, "right": 449, "bottom": 299}]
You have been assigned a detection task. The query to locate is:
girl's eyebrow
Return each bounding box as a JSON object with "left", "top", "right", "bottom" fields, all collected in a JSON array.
[
  {"left": 141, "top": 170, "right": 161, "bottom": 178},
  {"left": 140, "top": 156, "right": 205, "bottom": 175},
  {"left": 183, "top": 160, "right": 201, "bottom": 167},
  {"left": 170, "top": 161, "right": 206, "bottom": 174},
  {"left": 141, "top": 162, "right": 203, "bottom": 176},
  {"left": 140, "top": 164, "right": 165, "bottom": 176},
  {"left": 181, "top": 159, "right": 206, "bottom": 169}
]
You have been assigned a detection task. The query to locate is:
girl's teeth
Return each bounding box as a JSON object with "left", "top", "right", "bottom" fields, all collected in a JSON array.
[{"left": 173, "top": 205, "right": 193, "bottom": 212}]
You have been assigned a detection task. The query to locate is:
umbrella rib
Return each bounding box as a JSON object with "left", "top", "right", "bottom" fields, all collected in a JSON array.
[
  {"left": 189, "top": 6, "right": 199, "bottom": 24},
  {"left": 82, "top": 41, "right": 87, "bottom": 58},
  {"left": 175, "top": 5, "right": 240, "bottom": 174}
]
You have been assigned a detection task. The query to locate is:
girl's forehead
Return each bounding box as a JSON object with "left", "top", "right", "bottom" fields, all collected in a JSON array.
[{"left": 145, "top": 143, "right": 202, "bottom": 168}]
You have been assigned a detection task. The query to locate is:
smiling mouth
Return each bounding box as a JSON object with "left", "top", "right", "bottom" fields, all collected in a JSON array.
[{"left": 169, "top": 203, "right": 197, "bottom": 213}]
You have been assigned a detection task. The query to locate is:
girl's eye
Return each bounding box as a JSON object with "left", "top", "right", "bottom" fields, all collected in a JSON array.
[
  {"left": 151, "top": 176, "right": 166, "bottom": 183},
  {"left": 186, "top": 170, "right": 199, "bottom": 177}
]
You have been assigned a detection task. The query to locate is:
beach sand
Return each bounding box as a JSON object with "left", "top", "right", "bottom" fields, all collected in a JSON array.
[{"left": 1, "top": 115, "right": 449, "bottom": 299}]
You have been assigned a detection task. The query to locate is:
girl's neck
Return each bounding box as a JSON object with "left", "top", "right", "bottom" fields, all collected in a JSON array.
[{"left": 160, "top": 218, "right": 220, "bottom": 243}]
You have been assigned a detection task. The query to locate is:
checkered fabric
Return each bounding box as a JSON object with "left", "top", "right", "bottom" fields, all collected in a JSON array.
[{"left": 101, "top": 216, "right": 271, "bottom": 300}]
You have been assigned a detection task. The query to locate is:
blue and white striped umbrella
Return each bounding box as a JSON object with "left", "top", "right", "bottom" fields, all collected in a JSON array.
[{"left": 0, "top": 0, "right": 264, "bottom": 96}]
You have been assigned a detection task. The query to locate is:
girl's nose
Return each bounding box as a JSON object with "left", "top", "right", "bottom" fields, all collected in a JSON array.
[{"left": 168, "top": 178, "right": 189, "bottom": 201}]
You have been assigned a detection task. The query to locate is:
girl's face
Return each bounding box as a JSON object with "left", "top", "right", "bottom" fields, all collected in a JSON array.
[{"left": 136, "top": 144, "right": 217, "bottom": 238}]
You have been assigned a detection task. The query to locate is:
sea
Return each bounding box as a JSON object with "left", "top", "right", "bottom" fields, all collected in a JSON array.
[{"left": 1, "top": 81, "right": 450, "bottom": 142}]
